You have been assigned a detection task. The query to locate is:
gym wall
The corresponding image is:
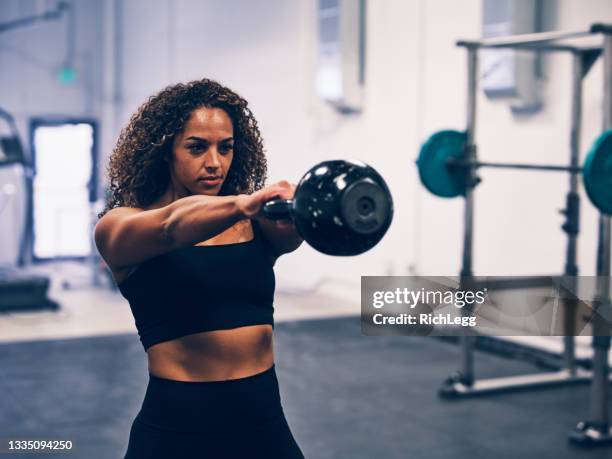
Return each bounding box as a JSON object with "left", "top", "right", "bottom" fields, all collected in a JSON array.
[{"left": 0, "top": 0, "right": 610, "bottom": 299}]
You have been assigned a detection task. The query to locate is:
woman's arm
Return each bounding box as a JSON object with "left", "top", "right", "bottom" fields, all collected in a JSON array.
[
  {"left": 95, "top": 184, "right": 289, "bottom": 270},
  {"left": 94, "top": 195, "right": 243, "bottom": 270}
]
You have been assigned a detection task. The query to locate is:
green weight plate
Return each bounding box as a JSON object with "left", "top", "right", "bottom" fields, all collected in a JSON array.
[
  {"left": 583, "top": 130, "right": 612, "bottom": 215},
  {"left": 417, "top": 130, "right": 468, "bottom": 198}
]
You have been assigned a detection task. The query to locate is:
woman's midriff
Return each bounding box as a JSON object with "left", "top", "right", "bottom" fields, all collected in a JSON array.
[{"left": 146, "top": 324, "right": 274, "bottom": 382}]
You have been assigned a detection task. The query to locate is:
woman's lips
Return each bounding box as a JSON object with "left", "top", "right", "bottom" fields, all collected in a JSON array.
[{"left": 198, "top": 177, "right": 222, "bottom": 187}]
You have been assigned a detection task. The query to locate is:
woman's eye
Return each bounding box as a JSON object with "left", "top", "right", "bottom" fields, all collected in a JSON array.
[
  {"left": 187, "top": 144, "right": 206, "bottom": 153},
  {"left": 221, "top": 145, "right": 234, "bottom": 154}
]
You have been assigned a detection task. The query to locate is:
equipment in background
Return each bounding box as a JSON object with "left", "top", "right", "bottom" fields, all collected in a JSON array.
[
  {"left": 0, "top": 109, "right": 56, "bottom": 313},
  {"left": 583, "top": 130, "right": 612, "bottom": 215},
  {"left": 417, "top": 128, "right": 612, "bottom": 214},
  {"left": 0, "top": 1, "right": 72, "bottom": 312},
  {"left": 417, "top": 130, "right": 473, "bottom": 199},
  {"left": 416, "top": 23, "right": 612, "bottom": 446},
  {"left": 0, "top": 134, "right": 25, "bottom": 166},
  {"left": 263, "top": 160, "right": 393, "bottom": 256},
  {"left": 0, "top": 107, "right": 26, "bottom": 169},
  {"left": 0, "top": 266, "right": 58, "bottom": 312},
  {"left": 0, "top": 2, "right": 68, "bottom": 35}
]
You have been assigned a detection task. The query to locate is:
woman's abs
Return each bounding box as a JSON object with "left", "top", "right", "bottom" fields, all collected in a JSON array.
[{"left": 146, "top": 324, "right": 274, "bottom": 381}]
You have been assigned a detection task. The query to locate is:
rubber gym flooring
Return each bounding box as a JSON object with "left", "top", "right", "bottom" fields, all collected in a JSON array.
[{"left": 1, "top": 316, "right": 611, "bottom": 459}]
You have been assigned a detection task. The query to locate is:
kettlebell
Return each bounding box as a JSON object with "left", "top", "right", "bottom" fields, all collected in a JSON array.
[{"left": 262, "top": 159, "right": 393, "bottom": 256}]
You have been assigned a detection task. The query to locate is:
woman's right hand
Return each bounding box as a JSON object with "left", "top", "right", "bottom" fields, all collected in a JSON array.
[{"left": 237, "top": 181, "right": 296, "bottom": 219}]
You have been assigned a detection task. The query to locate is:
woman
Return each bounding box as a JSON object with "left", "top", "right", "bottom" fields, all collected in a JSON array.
[{"left": 95, "top": 78, "right": 306, "bottom": 458}]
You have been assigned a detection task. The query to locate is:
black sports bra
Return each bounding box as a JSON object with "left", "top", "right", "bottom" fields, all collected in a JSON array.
[{"left": 118, "top": 220, "right": 275, "bottom": 351}]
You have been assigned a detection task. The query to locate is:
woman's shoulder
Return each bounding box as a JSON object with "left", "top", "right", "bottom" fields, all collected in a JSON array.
[
  {"left": 94, "top": 206, "right": 150, "bottom": 252},
  {"left": 96, "top": 206, "right": 143, "bottom": 231},
  {"left": 102, "top": 198, "right": 167, "bottom": 218},
  {"left": 102, "top": 205, "right": 144, "bottom": 218}
]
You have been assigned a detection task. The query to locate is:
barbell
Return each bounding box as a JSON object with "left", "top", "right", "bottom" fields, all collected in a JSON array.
[
  {"left": 416, "top": 129, "right": 612, "bottom": 215},
  {"left": 263, "top": 160, "right": 394, "bottom": 256}
]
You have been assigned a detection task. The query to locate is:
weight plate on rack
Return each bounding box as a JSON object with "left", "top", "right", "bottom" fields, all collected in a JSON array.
[
  {"left": 583, "top": 130, "right": 612, "bottom": 215},
  {"left": 417, "top": 130, "right": 468, "bottom": 198}
]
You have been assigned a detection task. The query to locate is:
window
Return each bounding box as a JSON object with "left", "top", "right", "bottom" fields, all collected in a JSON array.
[{"left": 30, "top": 120, "right": 96, "bottom": 260}]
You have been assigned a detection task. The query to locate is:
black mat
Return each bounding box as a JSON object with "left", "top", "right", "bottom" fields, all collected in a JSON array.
[{"left": 0, "top": 317, "right": 610, "bottom": 459}]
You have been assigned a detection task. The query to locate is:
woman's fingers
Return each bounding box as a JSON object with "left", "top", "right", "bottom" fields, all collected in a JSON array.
[
  {"left": 270, "top": 181, "right": 296, "bottom": 200},
  {"left": 239, "top": 182, "right": 297, "bottom": 220}
]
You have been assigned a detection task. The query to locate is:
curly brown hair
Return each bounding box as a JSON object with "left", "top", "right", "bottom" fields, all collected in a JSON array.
[{"left": 99, "top": 78, "right": 267, "bottom": 218}]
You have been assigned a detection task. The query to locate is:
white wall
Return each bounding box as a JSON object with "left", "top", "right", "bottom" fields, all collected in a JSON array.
[{"left": 2, "top": 0, "right": 610, "bottom": 300}]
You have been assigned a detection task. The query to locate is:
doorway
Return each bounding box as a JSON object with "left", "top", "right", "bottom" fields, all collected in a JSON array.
[{"left": 29, "top": 119, "right": 97, "bottom": 260}]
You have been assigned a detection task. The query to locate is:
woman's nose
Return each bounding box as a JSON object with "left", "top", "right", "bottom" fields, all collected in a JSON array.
[{"left": 203, "top": 149, "right": 221, "bottom": 169}]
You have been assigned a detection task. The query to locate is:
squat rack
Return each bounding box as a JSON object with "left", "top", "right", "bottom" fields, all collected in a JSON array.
[{"left": 440, "top": 23, "right": 612, "bottom": 446}]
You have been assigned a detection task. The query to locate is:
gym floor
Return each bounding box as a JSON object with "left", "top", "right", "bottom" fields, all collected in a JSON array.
[
  {"left": 1, "top": 314, "right": 611, "bottom": 459},
  {"left": 0, "top": 263, "right": 609, "bottom": 458}
]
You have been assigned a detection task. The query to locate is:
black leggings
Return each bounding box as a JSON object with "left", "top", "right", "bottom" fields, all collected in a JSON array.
[{"left": 123, "top": 365, "right": 305, "bottom": 459}]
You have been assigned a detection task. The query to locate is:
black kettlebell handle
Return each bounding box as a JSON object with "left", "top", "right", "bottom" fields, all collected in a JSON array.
[{"left": 262, "top": 199, "right": 294, "bottom": 220}]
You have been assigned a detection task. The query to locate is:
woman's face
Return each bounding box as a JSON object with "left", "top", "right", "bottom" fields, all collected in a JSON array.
[{"left": 169, "top": 106, "right": 234, "bottom": 196}]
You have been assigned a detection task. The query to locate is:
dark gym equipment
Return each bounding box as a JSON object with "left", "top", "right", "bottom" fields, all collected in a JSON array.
[
  {"left": 417, "top": 128, "right": 612, "bottom": 215},
  {"left": 418, "top": 24, "right": 612, "bottom": 446},
  {"left": 571, "top": 24, "right": 612, "bottom": 447},
  {"left": 262, "top": 160, "right": 393, "bottom": 256},
  {"left": 0, "top": 266, "right": 58, "bottom": 312},
  {"left": 0, "top": 108, "right": 26, "bottom": 167},
  {"left": 0, "top": 136, "right": 25, "bottom": 166},
  {"left": 0, "top": 109, "right": 56, "bottom": 313}
]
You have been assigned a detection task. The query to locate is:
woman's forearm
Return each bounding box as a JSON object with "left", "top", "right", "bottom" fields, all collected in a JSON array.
[{"left": 163, "top": 194, "right": 246, "bottom": 247}]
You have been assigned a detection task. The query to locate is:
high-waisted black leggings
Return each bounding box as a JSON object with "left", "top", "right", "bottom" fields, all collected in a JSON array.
[{"left": 123, "top": 365, "right": 305, "bottom": 459}]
